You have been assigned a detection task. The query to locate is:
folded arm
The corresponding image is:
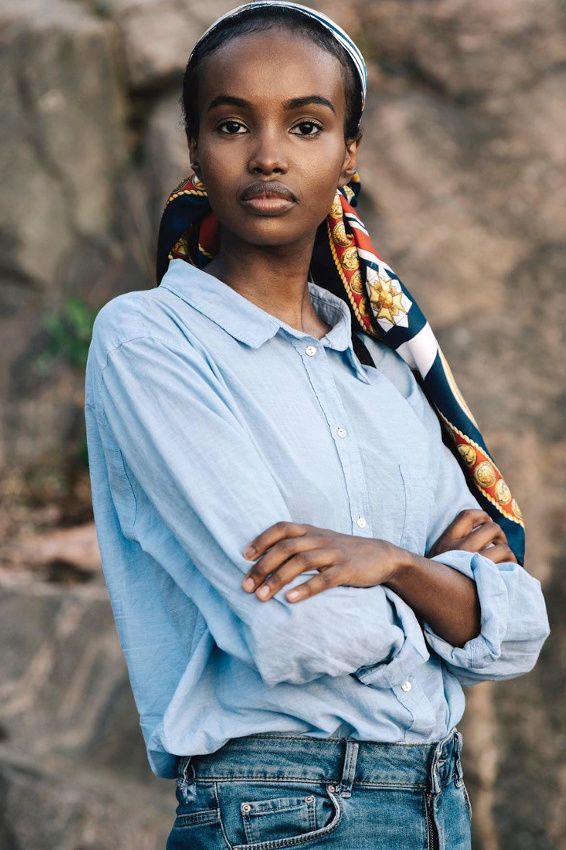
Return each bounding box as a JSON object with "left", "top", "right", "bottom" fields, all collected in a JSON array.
[{"left": 92, "top": 318, "right": 429, "bottom": 688}]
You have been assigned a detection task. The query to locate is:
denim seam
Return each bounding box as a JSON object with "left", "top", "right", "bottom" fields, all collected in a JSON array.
[
  {"left": 195, "top": 776, "right": 429, "bottom": 788},
  {"left": 214, "top": 780, "right": 235, "bottom": 850}
]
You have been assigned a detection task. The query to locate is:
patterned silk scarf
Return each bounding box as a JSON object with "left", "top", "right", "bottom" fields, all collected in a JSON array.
[{"left": 156, "top": 1, "right": 525, "bottom": 563}]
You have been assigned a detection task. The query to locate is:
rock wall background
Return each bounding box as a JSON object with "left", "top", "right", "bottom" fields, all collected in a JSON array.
[{"left": 0, "top": 0, "right": 564, "bottom": 848}]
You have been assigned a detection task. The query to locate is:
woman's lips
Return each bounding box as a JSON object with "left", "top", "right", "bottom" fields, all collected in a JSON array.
[{"left": 240, "top": 181, "right": 297, "bottom": 215}]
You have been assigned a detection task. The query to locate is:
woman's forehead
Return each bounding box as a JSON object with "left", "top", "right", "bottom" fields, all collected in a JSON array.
[{"left": 198, "top": 29, "right": 346, "bottom": 107}]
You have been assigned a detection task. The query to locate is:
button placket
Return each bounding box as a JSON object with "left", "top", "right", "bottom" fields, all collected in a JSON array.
[{"left": 298, "top": 338, "right": 372, "bottom": 537}]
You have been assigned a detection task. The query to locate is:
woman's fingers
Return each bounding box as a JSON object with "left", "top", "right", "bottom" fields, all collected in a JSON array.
[
  {"left": 243, "top": 523, "right": 336, "bottom": 591},
  {"left": 442, "top": 509, "right": 492, "bottom": 539},
  {"left": 247, "top": 547, "right": 339, "bottom": 600},
  {"left": 428, "top": 509, "right": 508, "bottom": 558},
  {"left": 454, "top": 520, "right": 507, "bottom": 552},
  {"left": 478, "top": 543, "right": 518, "bottom": 564},
  {"left": 243, "top": 521, "right": 311, "bottom": 561},
  {"left": 285, "top": 566, "right": 346, "bottom": 602}
]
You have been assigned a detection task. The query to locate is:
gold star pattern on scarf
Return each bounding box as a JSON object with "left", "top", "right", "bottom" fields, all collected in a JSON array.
[{"left": 367, "top": 272, "right": 408, "bottom": 325}]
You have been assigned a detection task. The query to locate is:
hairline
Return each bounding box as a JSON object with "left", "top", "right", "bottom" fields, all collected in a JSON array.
[{"left": 183, "top": 17, "right": 363, "bottom": 143}]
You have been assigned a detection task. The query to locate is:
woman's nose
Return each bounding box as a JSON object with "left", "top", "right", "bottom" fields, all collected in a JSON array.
[{"left": 247, "top": 132, "right": 288, "bottom": 175}]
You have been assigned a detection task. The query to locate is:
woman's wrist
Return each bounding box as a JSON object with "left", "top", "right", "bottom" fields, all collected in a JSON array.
[
  {"left": 381, "top": 543, "right": 422, "bottom": 592},
  {"left": 381, "top": 543, "right": 481, "bottom": 647}
]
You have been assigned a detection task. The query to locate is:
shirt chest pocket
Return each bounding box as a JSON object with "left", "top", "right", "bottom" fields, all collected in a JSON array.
[
  {"left": 369, "top": 459, "right": 431, "bottom": 553},
  {"left": 399, "top": 462, "right": 433, "bottom": 555}
]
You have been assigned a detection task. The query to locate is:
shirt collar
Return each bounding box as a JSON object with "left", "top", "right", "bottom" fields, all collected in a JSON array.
[{"left": 161, "top": 259, "right": 371, "bottom": 383}]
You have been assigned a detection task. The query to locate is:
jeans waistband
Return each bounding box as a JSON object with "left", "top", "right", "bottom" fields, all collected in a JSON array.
[{"left": 178, "top": 729, "right": 463, "bottom": 796}]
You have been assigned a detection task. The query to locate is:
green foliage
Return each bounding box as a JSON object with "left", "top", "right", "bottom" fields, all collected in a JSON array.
[
  {"left": 36, "top": 297, "right": 99, "bottom": 375},
  {"left": 91, "top": 1, "right": 112, "bottom": 19},
  {"left": 33, "top": 297, "right": 101, "bottom": 472}
]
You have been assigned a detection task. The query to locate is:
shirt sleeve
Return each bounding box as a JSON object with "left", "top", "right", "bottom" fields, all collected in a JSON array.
[
  {"left": 367, "top": 343, "right": 550, "bottom": 685},
  {"left": 92, "top": 321, "right": 430, "bottom": 689},
  {"left": 424, "top": 550, "right": 549, "bottom": 686}
]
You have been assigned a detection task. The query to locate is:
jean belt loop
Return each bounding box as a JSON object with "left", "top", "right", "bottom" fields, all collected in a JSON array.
[
  {"left": 177, "top": 756, "right": 197, "bottom": 802},
  {"left": 429, "top": 737, "right": 446, "bottom": 795},
  {"left": 454, "top": 729, "right": 464, "bottom": 786},
  {"left": 338, "top": 739, "right": 359, "bottom": 798}
]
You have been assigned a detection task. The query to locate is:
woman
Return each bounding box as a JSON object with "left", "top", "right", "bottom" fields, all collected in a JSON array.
[{"left": 85, "top": 4, "right": 549, "bottom": 848}]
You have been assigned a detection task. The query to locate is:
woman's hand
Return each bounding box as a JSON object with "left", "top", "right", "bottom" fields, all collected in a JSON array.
[
  {"left": 427, "top": 509, "right": 518, "bottom": 564},
  {"left": 242, "top": 519, "right": 483, "bottom": 644},
  {"left": 242, "top": 522, "right": 402, "bottom": 603}
]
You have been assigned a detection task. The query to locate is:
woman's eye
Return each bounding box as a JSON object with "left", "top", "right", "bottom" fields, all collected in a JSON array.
[
  {"left": 292, "top": 121, "right": 323, "bottom": 137},
  {"left": 218, "top": 120, "right": 247, "bottom": 135}
]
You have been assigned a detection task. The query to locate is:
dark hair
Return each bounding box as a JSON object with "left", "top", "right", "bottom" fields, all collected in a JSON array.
[{"left": 182, "top": 7, "right": 363, "bottom": 142}]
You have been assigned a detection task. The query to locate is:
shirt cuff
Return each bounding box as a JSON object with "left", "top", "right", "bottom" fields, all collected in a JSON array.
[
  {"left": 423, "top": 550, "right": 510, "bottom": 669},
  {"left": 352, "top": 590, "right": 430, "bottom": 689}
]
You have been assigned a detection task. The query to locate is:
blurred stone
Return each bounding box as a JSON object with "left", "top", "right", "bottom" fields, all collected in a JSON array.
[
  {"left": 7, "top": 521, "right": 101, "bottom": 573},
  {"left": 355, "top": 0, "right": 566, "bottom": 100},
  {"left": 0, "top": 0, "right": 126, "bottom": 283},
  {"left": 0, "top": 573, "right": 174, "bottom": 848},
  {"left": 0, "top": 757, "right": 171, "bottom": 850},
  {"left": 119, "top": 2, "right": 201, "bottom": 89},
  {"left": 0, "top": 0, "right": 130, "bottom": 472},
  {"left": 145, "top": 92, "right": 190, "bottom": 222}
]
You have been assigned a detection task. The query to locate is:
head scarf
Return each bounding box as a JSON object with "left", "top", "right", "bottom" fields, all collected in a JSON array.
[{"left": 156, "top": 1, "right": 525, "bottom": 563}]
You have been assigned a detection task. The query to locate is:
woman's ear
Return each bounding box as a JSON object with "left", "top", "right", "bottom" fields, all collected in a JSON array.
[
  {"left": 187, "top": 135, "right": 200, "bottom": 174},
  {"left": 338, "top": 136, "right": 361, "bottom": 188}
]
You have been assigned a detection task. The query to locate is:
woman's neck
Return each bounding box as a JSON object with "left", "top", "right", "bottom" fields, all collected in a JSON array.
[{"left": 203, "top": 230, "right": 332, "bottom": 339}]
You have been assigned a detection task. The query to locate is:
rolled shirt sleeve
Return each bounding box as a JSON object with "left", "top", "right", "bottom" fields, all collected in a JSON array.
[
  {"left": 423, "top": 550, "right": 550, "bottom": 686},
  {"left": 93, "top": 311, "right": 430, "bottom": 689}
]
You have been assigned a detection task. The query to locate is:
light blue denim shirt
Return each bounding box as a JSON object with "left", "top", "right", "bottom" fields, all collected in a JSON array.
[{"left": 85, "top": 258, "right": 549, "bottom": 779}]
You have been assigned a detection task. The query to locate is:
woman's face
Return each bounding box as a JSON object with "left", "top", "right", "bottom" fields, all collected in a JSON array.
[{"left": 189, "top": 28, "right": 359, "bottom": 249}]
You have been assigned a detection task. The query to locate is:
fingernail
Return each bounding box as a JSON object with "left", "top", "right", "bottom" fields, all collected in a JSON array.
[
  {"left": 257, "top": 585, "right": 270, "bottom": 599},
  {"left": 244, "top": 546, "right": 256, "bottom": 559},
  {"left": 287, "top": 589, "right": 300, "bottom": 600},
  {"left": 243, "top": 577, "right": 254, "bottom": 591}
]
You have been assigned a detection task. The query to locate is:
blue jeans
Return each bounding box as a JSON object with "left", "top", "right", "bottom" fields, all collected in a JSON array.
[{"left": 166, "top": 729, "right": 472, "bottom": 849}]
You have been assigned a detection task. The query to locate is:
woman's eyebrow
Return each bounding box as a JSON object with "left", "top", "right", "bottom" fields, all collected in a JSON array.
[
  {"left": 207, "top": 95, "right": 250, "bottom": 112},
  {"left": 207, "top": 94, "right": 336, "bottom": 114},
  {"left": 284, "top": 96, "right": 336, "bottom": 114}
]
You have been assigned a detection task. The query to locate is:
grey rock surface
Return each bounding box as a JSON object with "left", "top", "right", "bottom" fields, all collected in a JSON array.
[
  {"left": 0, "top": 570, "right": 175, "bottom": 849},
  {"left": 0, "top": 0, "right": 129, "bottom": 471}
]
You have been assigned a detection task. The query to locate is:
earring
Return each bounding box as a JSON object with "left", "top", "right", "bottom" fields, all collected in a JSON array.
[{"left": 190, "top": 162, "right": 205, "bottom": 190}]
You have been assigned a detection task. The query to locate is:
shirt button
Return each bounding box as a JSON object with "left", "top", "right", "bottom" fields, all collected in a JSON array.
[
  {"left": 337, "top": 427, "right": 347, "bottom": 438},
  {"left": 401, "top": 681, "right": 412, "bottom": 692},
  {"left": 305, "top": 345, "right": 317, "bottom": 356},
  {"left": 356, "top": 517, "right": 367, "bottom": 528}
]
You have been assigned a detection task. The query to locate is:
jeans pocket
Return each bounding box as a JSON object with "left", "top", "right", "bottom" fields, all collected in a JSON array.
[
  {"left": 241, "top": 792, "right": 317, "bottom": 845},
  {"left": 217, "top": 781, "right": 343, "bottom": 849}
]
